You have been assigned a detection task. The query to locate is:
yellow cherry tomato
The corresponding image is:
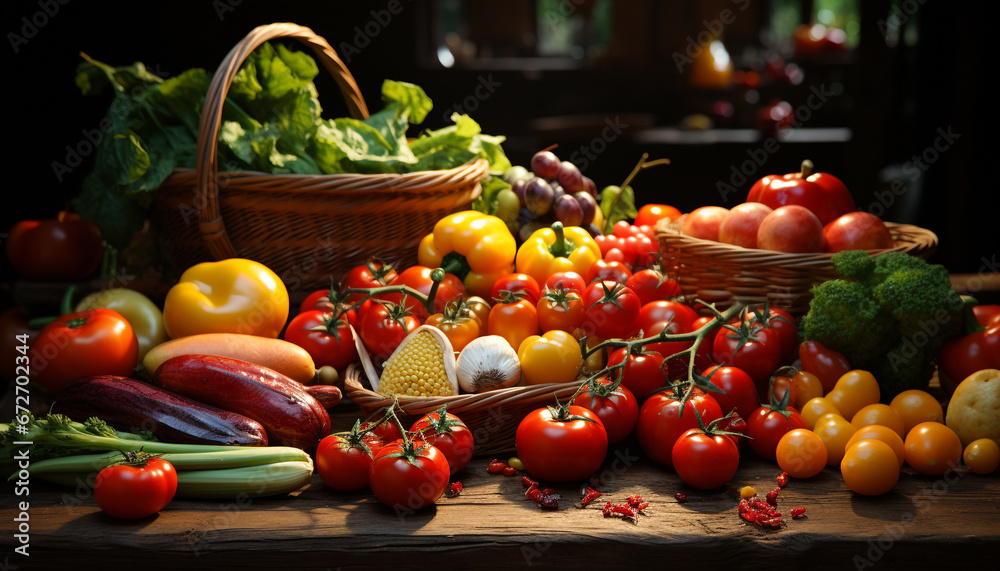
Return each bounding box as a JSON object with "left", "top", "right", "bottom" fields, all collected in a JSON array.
[
  {"left": 850, "top": 403, "right": 907, "bottom": 440},
  {"left": 813, "top": 412, "right": 858, "bottom": 466},
  {"left": 904, "top": 421, "right": 963, "bottom": 475},
  {"left": 964, "top": 438, "right": 1000, "bottom": 474},
  {"left": 826, "top": 369, "right": 880, "bottom": 422},
  {"left": 889, "top": 389, "right": 944, "bottom": 438},
  {"left": 791, "top": 370, "right": 824, "bottom": 411},
  {"left": 845, "top": 425, "right": 905, "bottom": 467},
  {"left": 775, "top": 428, "right": 828, "bottom": 479},
  {"left": 517, "top": 329, "right": 583, "bottom": 385},
  {"left": 841, "top": 439, "right": 900, "bottom": 496},
  {"left": 800, "top": 397, "right": 842, "bottom": 430}
]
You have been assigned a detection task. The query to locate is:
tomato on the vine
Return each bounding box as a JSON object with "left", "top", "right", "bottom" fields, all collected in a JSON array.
[
  {"left": 409, "top": 407, "right": 475, "bottom": 475},
  {"left": 743, "top": 304, "right": 798, "bottom": 365},
  {"left": 93, "top": 451, "right": 177, "bottom": 520},
  {"left": 424, "top": 298, "right": 483, "bottom": 352},
  {"left": 711, "top": 318, "right": 782, "bottom": 384},
  {"left": 345, "top": 259, "right": 397, "bottom": 302},
  {"left": 672, "top": 415, "right": 742, "bottom": 490},
  {"left": 358, "top": 301, "right": 421, "bottom": 360},
  {"left": 606, "top": 347, "right": 666, "bottom": 401},
  {"left": 383, "top": 265, "right": 466, "bottom": 321},
  {"left": 316, "top": 422, "right": 379, "bottom": 492},
  {"left": 491, "top": 273, "right": 542, "bottom": 306},
  {"left": 572, "top": 376, "right": 640, "bottom": 444},
  {"left": 701, "top": 365, "right": 760, "bottom": 422},
  {"left": 636, "top": 300, "right": 699, "bottom": 338},
  {"left": 580, "top": 280, "right": 641, "bottom": 341},
  {"left": 283, "top": 310, "right": 359, "bottom": 370},
  {"left": 488, "top": 291, "right": 539, "bottom": 351},
  {"left": 745, "top": 393, "right": 808, "bottom": 461},
  {"left": 515, "top": 403, "right": 608, "bottom": 483},
  {"left": 625, "top": 267, "right": 681, "bottom": 307},
  {"left": 636, "top": 386, "right": 723, "bottom": 468},
  {"left": 369, "top": 438, "right": 451, "bottom": 511},
  {"left": 536, "top": 287, "right": 584, "bottom": 333}
]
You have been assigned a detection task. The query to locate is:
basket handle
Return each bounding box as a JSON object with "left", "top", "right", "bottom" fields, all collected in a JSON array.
[{"left": 194, "top": 22, "right": 370, "bottom": 259}]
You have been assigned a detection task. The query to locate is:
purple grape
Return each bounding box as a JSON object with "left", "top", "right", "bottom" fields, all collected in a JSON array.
[
  {"left": 554, "top": 194, "right": 584, "bottom": 227},
  {"left": 581, "top": 176, "right": 597, "bottom": 197},
  {"left": 557, "top": 161, "right": 585, "bottom": 193},
  {"left": 551, "top": 182, "right": 566, "bottom": 203},
  {"left": 530, "top": 150, "right": 560, "bottom": 179},
  {"left": 523, "top": 177, "right": 554, "bottom": 215},
  {"left": 512, "top": 179, "right": 527, "bottom": 206},
  {"left": 586, "top": 222, "right": 603, "bottom": 237},
  {"left": 574, "top": 191, "right": 597, "bottom": 226}
]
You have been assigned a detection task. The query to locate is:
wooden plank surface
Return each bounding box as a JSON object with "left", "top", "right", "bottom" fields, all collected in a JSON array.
[{"left": 3, "top": 403, "right": 999, "bottom": 571}]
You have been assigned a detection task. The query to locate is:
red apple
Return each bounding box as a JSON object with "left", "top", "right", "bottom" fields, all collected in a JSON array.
[
  {"left": 718, "top": 202, "right": 774, "bottom": 249},
  {"left": 823, "top": 211, "right": 894, "bottom": 252},
  {"left": 682, "top": 206, "right": 730, "bottom": 241},
  {"left": 757, "top": 205, "right": 824, "bottom": 253}
]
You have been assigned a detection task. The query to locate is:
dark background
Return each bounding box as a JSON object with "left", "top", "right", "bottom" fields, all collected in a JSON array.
[{"left": 2, "top": 0, "right": 996, "bottom": 303}]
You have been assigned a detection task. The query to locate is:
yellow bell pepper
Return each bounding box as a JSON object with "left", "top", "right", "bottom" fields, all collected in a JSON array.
[
  {"left": 417, "top": 210, "right": 516, "bottom": 299},
  {"left": 515, "top": 222, "right": 601, "bottom": 286},
  {"left": 163, "top": 258, "right": 290, "bottom": 339},
  {"left": 75, "top": 288, "right": 168, "bottom": 364}
]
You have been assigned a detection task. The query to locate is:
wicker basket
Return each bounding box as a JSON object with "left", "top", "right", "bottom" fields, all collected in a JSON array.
[
  {"left": 654, "top": 215, "right": 939, "bottom": 316},
  {"left": 343, "top": 363, "right": 584, "bottom": 457},
  {"left": 153, "top": 23, "right": 488, "bottom": 292}
]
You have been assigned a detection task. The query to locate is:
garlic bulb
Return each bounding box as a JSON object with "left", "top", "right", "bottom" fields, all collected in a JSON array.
[{"left": 456, "top": 335, "right": 521, "bottom": 393}]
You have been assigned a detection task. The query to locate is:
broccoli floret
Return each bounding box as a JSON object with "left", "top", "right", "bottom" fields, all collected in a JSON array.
[{"left": 800, "top": 251, "right": 964, "bottom": 401}]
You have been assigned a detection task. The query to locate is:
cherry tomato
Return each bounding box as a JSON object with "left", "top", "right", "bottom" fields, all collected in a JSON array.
[
  {"left": 626, "top": 268, "right": 681, "bottom": 307},
  {"left": 813, "top": 412, "right": 857, "bottom": 466},
  {"left": 826, "top": 369, "right": 880, "bottom": 422},
  {"left": 358, "top": 415, "right": 404, "bottom": 448},
  {"left": 845, "top": 425, "right": 905, "bottom": 467},
  {"left": 800, "top": 397, "right": 842, "bottom": 430},
  {"left": 283, "top": 310, "right": 359, "bottom": 370},
  {"left": 790, "top": 370, "right": 824, "bottom": 411},
  {"left": 702, "top": 365, "right": 760, "bottom": 422},
  {"left": 636, "top": 300, "right": 699, "bottom": 335},
  {"left": 316, "top": 430, "right": 376, "bottom": 492},
  {"left": 572, "top": 377, "right": 640, "bottom": 444},
  {"left": 964, "top": 438, "right": 1000, "bottom": 474},
  {"left": 5, "top": 211, "right": 104, "bottom": 280},
  {"left": 841, "top": 439, "right": 900, "bottom": 496},
  {"left": 672, "top": 424, "right": 741, "bottom": 490},
  {"left": 491, "top": 273, "right": 542, "bottom": 306},
  {"left": 536, "top": 288, "right": 584, "bottom": 333},
  {"left": 358, "top": 301, "right": 421, "bottom": 360},
  {"left": 903, "top": 421, "right": 963, "bottom": 476},
  {"left": 488, "top": 292, "right": 539, "bottom": 351},
  {"left": 636, "top": 387, "right": 723, "bottom": 468},
  {"left": 580, "top": 281, "right": 641, "bottom": 341},
  {"left": 888, "top": 389, "right": 944, "bottom": 437},
  {"left": 518, "top": 330, "right": 582, "bottom": 385},
  {"left": 766, "top": 374, "right": 798, "bottom": 410},
  {"left": 515, "top": 404, "right": 608, "bottom": 483},
  {"left": 29, "top": 308, "right": 139, "bottom": 393},
  {"left": 369, "top": 439, "right": 451, "bottom": 511},
  {"left": 745, "top": 401, "right": 808, "bottom": 461},
  {"left": 543, "top": 271, "right": 587, "bottom": 295},
  {"left": 798, "top": 340, "right": 852, "bottom": 393},
  {"left": 850, "top": 403, "right": 906, "bottom": 439},
  {"left": 606, "top": 347, "right": 666, "bottom": 401},
  {"left": 775, "top": 428, "right": 828, "bottom": 478},
  {"left": 383, "top": 265, "right": 466, "bottom": 321},
  {"left": 712, "top": 320, "right": 782, "bottom": 384},
  {"left": 410, "top": 408, "right": 475, "bottom": 475},
  {"left": 635, "top": 203, "right": 682, "bottom": 227},
  {"left": 748, "top": 305, "right": 798, "bottom": 365},
  {"left": 345, "top": 259, "right": 397, "bottom": 302},
  {"left": 973, "top": 304, "right": 1000, "bottom": 328},
  {"left": 424, "top": 300, "right": 483, "bottom": 352},
  {"left": 93, "top": 453, "right": 177, "bottom": 519},
  {"left": 586, "top": 259, "right": 632, "bottom": 285}
]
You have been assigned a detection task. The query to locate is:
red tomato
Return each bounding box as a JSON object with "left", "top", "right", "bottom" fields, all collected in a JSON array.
[
  {"left": 572, "top": 377, "right": 640, "bottom": 444},
  {"left": 635, "top": 204, "right": 682, "bottom": 227},
  {"left": 637, "top": 300, "right": 699, "bottom": 334},
  {"left": 580, "top": 281, "right": 641, "bottom": 341},
  {"left": 93, "top": 454, "right": 177, "bottom": 519},
  {"left": 973, "top": 305, "right": 1000, "bottom": 328},
  {"left": 607, "top": 347, "right": 666, "bottom": 401},
  {"left": 672, "top": 424, "right": 741, "bottom": 490},
  {"left": 756, "top": 205, "right": 825, "bottom": 253},
  {"left": 5, "top": 211, "right": 103, "bottom": 280},
  {"left": 594, "top": 234, "right": 624, "bottom": 258},
  {"left": 410, "top": 409, "right": 475, "bottom": 475},
  {"left": 536, "top": 288, "right": 584, "bottom": 333},
  {"left": 711, "top": 320, "right": 782, "bottom": 383},
  {"left": 586, "top": 259, "right": 632, "bottom": 285},
  {"left": 358, "top": 301, "right": 421, "bottom": 360},
  {"left": 823, "top": 212, "right": 894, "bottom": 252},
  {"left": 491, "top": 273, "right": 542, "bottom": 306},
  {"left": 369, "top": 439, "right": 451, "bottom": 511},
  {"left": 515, "top": 404, "right": 608, "bottom": 483},
  {"left": 358, "top": 416, "right": 404, "bottom": 448},
  {"left": 702, "top": 365, "right": 760, "bottom": 422},
  {"left": 636, "top": 387, "right": 723, "bottom": 468},
  {"left": 283, "top": 310, "right": 359, "bottom": 370},
  {"left": 798, "top": 340, "right": 852, "bottom": 393},
  {"left": 383, "top": 265, "right": 466, "bottom": 321},
  {"left": 626, "top": 268, "right": 681, "bottom": 306},
  {"left": 316, "top": 430, "right": 376, "bottom": 492},
  {"left": 345, "top": 259, "right": 397, "bottom": 302},
  {"left": 487, "top": 293, "right": 539, "bottom": 351},
  {"left": 745, "top": 402, "right": 808, "bottom": 461},
  {"left": 29, "top": 308, "right": 139, "bottom": 393},
  {"left": 543, "top": 271, "right": 587, "bottom": 295},
  {"left": 937, "top": 325, "right": 1000, "bottom": 397}
]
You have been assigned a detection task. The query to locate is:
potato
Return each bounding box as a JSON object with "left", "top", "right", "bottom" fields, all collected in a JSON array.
[{"left": 945, "top": 369, "right": 1000, "bottom": 448}]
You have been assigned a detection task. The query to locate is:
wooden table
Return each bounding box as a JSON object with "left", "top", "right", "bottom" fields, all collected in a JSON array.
[{"left": 3, "top": 402, "right": 998, "bottom": 571}]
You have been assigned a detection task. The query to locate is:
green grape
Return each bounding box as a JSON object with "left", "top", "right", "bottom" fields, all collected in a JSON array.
[{"left": 495, "top": 188, "right": 521, "bottom": 223}]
